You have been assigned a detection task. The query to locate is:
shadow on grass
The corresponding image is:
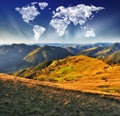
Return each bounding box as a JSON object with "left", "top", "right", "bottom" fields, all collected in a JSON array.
[{"left": 0, "top": 79, "right": 120, "bottom": 116}]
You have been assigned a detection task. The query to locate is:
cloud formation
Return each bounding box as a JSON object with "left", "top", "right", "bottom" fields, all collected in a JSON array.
[
  {"left": 16, "top": 2, "right": 48, "bottom": 41},
  {"left": 39, "top": 2, "right": 48, "bottom": 10},
  {"left": 15, "top": 5, "right": 40, "bottom": 24},
  {"left": 15, "top": 3, "right": 104, "bottom": 41},
  {"left": 50, "top": 18, "right": 70, "bottom": 36},
  {"left": 85, "top": 28, "right": 96, "bottom": 37},
  {"left": 33, "top": 25, "right": 46, "bottom": 41},
  {"left": 50, "top": 4, "right": 104, "bottom": 37}
]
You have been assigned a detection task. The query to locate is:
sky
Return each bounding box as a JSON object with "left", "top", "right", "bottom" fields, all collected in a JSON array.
[{"left": 0, "top": 0, "right": 120, "bottom": 44}]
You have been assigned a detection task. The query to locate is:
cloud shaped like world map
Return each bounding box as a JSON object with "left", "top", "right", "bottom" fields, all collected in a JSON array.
[{"left": 15, "top": 2, "right": 104, "bottom": 41}]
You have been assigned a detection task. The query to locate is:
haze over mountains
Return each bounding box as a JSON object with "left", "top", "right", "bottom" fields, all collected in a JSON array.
[
  {"left": 0, "top": 42, "right": 120, "bottom": 73},
  {"left": 24, "top": 46, "right": 73, "bottom": 66},
  {"left": 0, "top": 44, "right": 38, "bottom": 73},
  {"left": 79, "top": 43, "right": 120, "bottom": 56},
  {"left": 0, "top": 44, "right": 72, "bottom": 73}
]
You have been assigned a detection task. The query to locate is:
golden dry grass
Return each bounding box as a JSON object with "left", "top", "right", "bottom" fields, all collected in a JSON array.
[
  {"left": 0, "top": 74, "right": 120, "bottom": 115},
  {"left": 14, "top": 55, "right": 120, "bottom": 96},
  {"left": 36, "top": 55, "right": 120, "bottom": 82},
  {"left": 35, "top": 55, "right": 120, "bottom": 97}
]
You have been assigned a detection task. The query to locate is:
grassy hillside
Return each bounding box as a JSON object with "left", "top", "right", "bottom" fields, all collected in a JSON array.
[
  {"left": 0, "top": 44, "right": 73, "bottom": 73},
  {"left": 79, "top": 43, "right": 120, "bottom": 61},
  {"left": 14, "top": 55, "right": 120, "bottom": 95},
  {"left": 107, "top": 50, "right": 120, "bottom": 64},
  {"left": 64, "top": 43, "right": 112, "bottom": 55},
  {"left": 14, "top": 60, "right": 52, "bottom": 79},
  {"left": 79, "top": 47, "right": 105, "bottom": 58},
  {"left": 0, "top": 44, "right": 39, "bottom": 73},
  {"left": 24, "top": 45, "right": 73, "bottom": 65},
  {"left": 15, "top": 55, "right": 119, "bottom": 81},
  {"left": 0, "top": 74, "right": 120, "bottom": 116}
]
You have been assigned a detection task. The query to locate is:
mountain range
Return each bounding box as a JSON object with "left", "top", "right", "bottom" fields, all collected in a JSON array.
[
  {"left": 24, "top": 45, "right": 73, "bottom": 65},
  {"left": 0, "top": 42, "right": 120, "bottom": 73},
  {"left": 0, "top": 44, "right": 72, "bottom": 73},
  {"left": 78, "top": 43, "right": 120, "bottom": 63},
  {"left": 0, "top": 44, "right": 38, "bottom": 73}
]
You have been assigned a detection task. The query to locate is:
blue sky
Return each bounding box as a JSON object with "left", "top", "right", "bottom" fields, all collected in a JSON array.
[{"left": 0, "top": 0, "right": 120, "bottom": 44}]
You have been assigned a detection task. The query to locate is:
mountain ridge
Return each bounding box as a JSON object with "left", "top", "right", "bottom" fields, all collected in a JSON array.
[
  {"left": 79, "top": 43, "right": 120, "bottom": 62},
  {"left": 24, "top": 45, "right": 73, "bottom": 65},
  {"left": 0, "top": 44, "right": 73, "bottom": 73},
  {"left": 14, "top": 55, "right": 120, "bottom": 82}
]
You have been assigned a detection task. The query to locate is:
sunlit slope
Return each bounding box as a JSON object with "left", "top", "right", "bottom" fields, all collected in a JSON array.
[
  {"left": 24, "top": 45, "right": 73, "bottom": 65},
  {"left": 37, "top": 55, "right": 120, "bottom": 82},
  {"left": 79, "top": 43, "right": 120, "bottom": 60},
  {"left": 15, "top": 55, "right": 120, "bottom": 82},
  {"left": 107, "top": 50, "right": 120, "bottom": 63},
  {"left": 14, "top": 60, "right": 52, "bottom": 79}
]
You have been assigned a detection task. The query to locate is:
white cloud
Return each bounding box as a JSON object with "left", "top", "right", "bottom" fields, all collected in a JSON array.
[
  {"left": 31, "top": 2, "right": 38, "bottom": 6},
  {"left": 50, "top": 18, "right": 70, "bottom": 37},
  {"left": 16, "top": 2, "right": 49, "bottom": 42},
  {"left": 50, "top": 4, "right": 104, "bottom": 36},
  {"left": 15, "top": 5, "right": 40, "bottom": 24},
  {"left": 38, "top": 2, "right": 48, "bottom": 10},
  {"left": 15, "top": 2, "right": 49, "bottom": 24},
  {"left": 33, "top": 25, "right": 46, "bottom": 41},
  {"left": 85, "top": 28, "right": 96, "bottom": 38}
]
